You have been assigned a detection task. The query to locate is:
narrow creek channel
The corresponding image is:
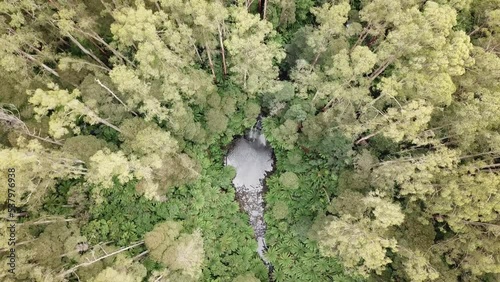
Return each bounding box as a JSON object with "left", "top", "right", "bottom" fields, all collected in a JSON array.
[{"left": 224, "top": 117, "right": 274, "bottom": 274}]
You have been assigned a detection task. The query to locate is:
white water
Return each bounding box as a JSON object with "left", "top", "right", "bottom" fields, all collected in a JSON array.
[{"left": 225, "top": 123, "right": 273, "bottom": 264}]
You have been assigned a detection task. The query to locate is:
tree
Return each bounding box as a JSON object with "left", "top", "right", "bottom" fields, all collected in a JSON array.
[
  {"left": 269, "top": 119, "right": 299, "bottom": 150},
  {"left": 0, "top": 0, "right": 60, "bottom": 79},
  {"left": 86, "top": 149, "right": 133, "bottom": 191},
  {"left": 400, "top": 249, "right": 439, "bottom": 282},
  {"left": 279, "top": 171, "right": 299, "bottom": 190},
  {"left": 79, "top": 74, "right": 131, "bottom": 123},
  {"left": 225, "top": 5, "right": 285, "bottom": 95},
  {"left": 438, "top": 48, "right": 500, "bottom": 153},
  {"left": 0, "top": 137, "right": 85, "bottom": 210},
  {"left": 119, "top": 118, "right": 178, "bottom": 157},
  {"left": 306, "top": 2, "right": 350, "bottom": 67},
  {"left": 28, "top": 83, "right": 121, "bottom": 139},
  {"left": 206, "top": 108, "right": 229, "bottom": 134},
  {"left": 371, "top": 146, "right": 460, "bottom": 200},
  {"left": 150, "top": 0, "right": 229, "bottom": 79},
  {"left": 430, "top": 167, "right": 500, "bottom": 231},
  {"left": 265, "top": 0, "right": 297, "bottom": 28},
  {"left": 59, "top": 242, "right": 146, "bottom": 279},
  {"left": 290, "top": 0, "right": 474, "bottom": 152},
  {"left": 145, "top": 221, "right": 205, "bottom": 280},
  {"left": 62, "top": 135, "right": 111, "bottom": 163},
  {"left": 316, "top": 193, "right": 404, "bottom": 277},
  {"left": 90, "top": 256, "right": 147, "bottom": 282},
  {"left": 118, "top": 118, "right": 200, "bottom": 200}
]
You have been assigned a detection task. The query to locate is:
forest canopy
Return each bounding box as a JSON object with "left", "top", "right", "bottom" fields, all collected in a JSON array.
[{"left": 1, "top": 0, "right": 500, "bottom": 281}]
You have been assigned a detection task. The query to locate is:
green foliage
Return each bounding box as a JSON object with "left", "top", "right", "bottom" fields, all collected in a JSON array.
[
  {"left": 41, "top": 179, "right": 80, "bottom": 215},
  {"left": 170, "top": 153, "right": 269, "bottom": 281},
  {"left": 264, "top": 118, "right": 299, "bottom": 150},
  {"left": 206, "top": 108, "right": 229, "bottom": 134},
  {"left": 263, "top": 143, "right": 355, "bottom": 281},
  {"left": 62, "top": 135, "right": 111, "bottom": 163},
  {"left": 300, "top": 116, "right": 354, "bottom": 168},
  {"left": 233, "top": 272, "right": 261, "bottom": 282},
  {"left": 145, "top": 221, "right": 204, "bottom": 279},
  {"left": 83, "top": 180, "right": 165, "bottom": 246},
  {"left": 2, "top": 0, "right": 499, "bottom": 281},
  {"left": 278, "top": 171, "right": 300, "bottom": 190},
  {"left": 81, "top": 123, "right": 122, "bottom": 144}
]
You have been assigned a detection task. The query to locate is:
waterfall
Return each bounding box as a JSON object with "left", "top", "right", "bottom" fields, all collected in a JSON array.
[
  {"left": 246, "top": 115, "right": 267, "bottom": 147},
  {"left": 225, "top": 116, "right": 274, "bottom": 268}
]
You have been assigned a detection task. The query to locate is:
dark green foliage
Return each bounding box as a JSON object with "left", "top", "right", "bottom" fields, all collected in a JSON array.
[
  {"left": 283, "top": 26, "right": 316, "bottom": 71},
  {"left": 80, "top": 145, "right": 267, "bottom": 281},
  {"left": 80, "top": 123, "right": 122, "bottom": 144},
  {"left": 83, "top": 180, "right": 163, "bottom": 246},
  {"left": 262, "top": 142, "right": 355, "bottom": 281},
  {"left": 300, "top": 127, "right": 354, "bottom": 169},
  {"left": 173, "top": 149, "right": 268, "bottom": 281},
  {"left": 42, "top": 179, "right": 80, "bottom": 215},
  {"left": 365, "top": 135, "right": 400, "bottom": 159},
  {"left": 284, "top": 104, "right": 308, "bottom": 121}
]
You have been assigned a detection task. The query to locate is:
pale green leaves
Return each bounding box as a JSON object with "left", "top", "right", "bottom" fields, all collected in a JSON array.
[
  {"left": 109, "top": 66, "right": 151, "bottom": 103},
  {"left": 318, "top": 215, "right": 398, "bottom": 277},
  {"left": 111, "top": 6, "right": 159, "bottom": 47},
  {"left": 91, "top": 257, "right": 147, "bottom": 282},
  {"left": 308, "top": 2, "right": 350, "bottom": 53},
  {"left": 372, "top": 146, "right": 460, "bottom": 200},
  {"left": 326, "top": 46, "right": 376, "bottom": 81},
  {"left": 318, "top": 193, "right": 404, "bottom": 277},
  {"left": 145, "top": 221, "right": 205, "bottom": 280},
  {"left": 423, "top": 1, "right": 457, "bottom": 38},
  {"left": 225, "top": 7, "right": 285, "bottom": 95},
  {"left": 293, "top": 46, "right": 376, "bottom": 104},
  {"left": 29, "top": 84, "right": 79, "bottom": 118},
  {"left": 362, "top": 195, "right": 405, "bottom": 228},
  {"left": 381, "top": 99, "right": 435, "bottom": 143},
  {"left": 120, "top": 120, "right": 179, "bottom": 156},
  {"left": 87, "top": 149, "right": 133, "bottom": 190},
  {"left": 402, "top": 250, "right": 439, "bottom": 282},
  {"left": 350, "top": 46, "right": 378, "bottom": 75},
  {"left": 29, "top": 84, "right": 120, "bottom": 138}
]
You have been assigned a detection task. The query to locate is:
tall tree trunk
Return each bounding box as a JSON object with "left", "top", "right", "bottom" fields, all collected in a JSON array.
[
  {"left": 351, "top": 25, "right": 372, "bottom": 50},
  {"left": 369, "top": 57, "right": 395, "bottom": 81},
  {"left": 58, "top": 241, "right": 145, "bottom": 278},
  {"left": 355, "top": 131, "right": 381, "bottom": 145},
  {"left": 78, "top": 29, "right": 136, "bottom": 67},
  {"left": 96, "top": 118, "right": 122, "bottom": 133},
  {"left": 17, "top": 218, "right": 76, "bottom": 226},
  {"left": 310, "top": 51, "right": 323, "bottom": 69},
  {"left": 205, "top": 43, "right": 217, "bottom": 82},
  {"left": 0, "top": 108, "right": 64, "bottom": 146},
  {"left": 66, "top": 34, "right": 110, "bottom": 71},
  {"left": 18, "top": 50, "right": 59, "bottom": 77},
  {"left": 246, "top": 0, "right": 255, "bottom": 10},
  {"left": 95, "top": 78, "right": 138, "bottom": 115},
  {"left": 193, "top": 43, "right": 203, "bottom": 62},
  {"left": 217, "top": 23, "right": 227, "bottom": 77},
  {"left": 262, "top": 0, "right": 268, "bottom": 20}
]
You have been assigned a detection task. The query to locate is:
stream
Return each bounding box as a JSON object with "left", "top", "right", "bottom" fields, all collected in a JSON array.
[{"left": 224, "top": 117, "right": 274, "bottom": 270}]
